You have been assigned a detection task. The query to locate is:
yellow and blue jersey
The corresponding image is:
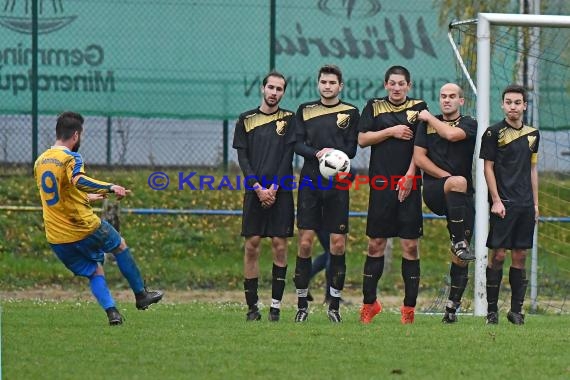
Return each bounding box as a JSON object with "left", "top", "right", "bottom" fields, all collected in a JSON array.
[{"left": 34, "top": 146, "right": 113, "bottom": 244}]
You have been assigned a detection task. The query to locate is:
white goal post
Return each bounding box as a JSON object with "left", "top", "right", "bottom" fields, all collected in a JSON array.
[{"left": 473, "top": 13, "right": 570, "bottom": 316}]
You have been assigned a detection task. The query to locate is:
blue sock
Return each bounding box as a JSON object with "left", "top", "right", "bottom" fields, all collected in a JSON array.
[
  {"left": 89, "top": 274, "right": 115, "bottom": 310},
  {"left": 114, "top": 248, "right": 145, "bottom": 294}
]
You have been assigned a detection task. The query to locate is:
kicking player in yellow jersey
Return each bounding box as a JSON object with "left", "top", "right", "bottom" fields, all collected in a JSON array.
[{"left": 34, "top": 111, "right": 163, "bottom": 326}]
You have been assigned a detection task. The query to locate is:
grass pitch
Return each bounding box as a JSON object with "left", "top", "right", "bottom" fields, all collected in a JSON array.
[{"left": 2, "top": 299, "right": 569, "bottom": 380}]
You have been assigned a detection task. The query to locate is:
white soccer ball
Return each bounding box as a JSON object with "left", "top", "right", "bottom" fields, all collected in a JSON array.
[{"left": 319, "top": 149, "right": 350, "bottom": 180}]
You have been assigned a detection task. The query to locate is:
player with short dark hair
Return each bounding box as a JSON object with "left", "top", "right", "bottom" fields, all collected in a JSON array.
[
  {"left": 480, "top": 84, "right": 539, "bottom": 325},
  {"left": 233, "top": 71, "right": 296, "bottom": 322},
  {"left": 358, "top": 65, "right": 427, "bottom": 325},
  {"left": 34, "top": 111, "right": 163, "bottom": 326},
  {"left": 414, "top": 83, "right": 478, "bottom": 323},
  {"left": 293, "top": 64, "right": 360, "bottom": 323}
]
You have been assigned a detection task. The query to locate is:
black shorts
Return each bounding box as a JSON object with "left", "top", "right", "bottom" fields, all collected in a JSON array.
[
  {"left": 486, "top": 204, "right": 535, "bottom": 249},
  {"left": 241, "top": 191, "right": 294, "bottom": 238},
  {"left": 366, "top": 187, "right": 423, "bottom": 239},
  {"left": 296, "top": 183, "right": 349, "bottom": 234},
  {"left": 423, "top": 178, "right": 475, "bottom": 241}
]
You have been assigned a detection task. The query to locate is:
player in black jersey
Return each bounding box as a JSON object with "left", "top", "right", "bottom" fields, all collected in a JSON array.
[
  {"left": 414, "top": 83, "right": 477, "bottom": 323},
  {"left": 232, "top": 71, "right": 296, "bottom": 322},
  {"left": 358, "top": 66, "right": 427, "bottom": 325},
  {"left": 480, "top": 85, "right": 539, "bottom": 325},
  {"left": 293, "top": 64, "right": 360, "bottom": 323}
]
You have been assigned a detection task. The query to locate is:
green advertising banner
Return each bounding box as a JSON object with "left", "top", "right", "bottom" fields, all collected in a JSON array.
[
  {"left": 271, "top": 1, "right": 455, "bottom": 111},
  {"left": 0, "top": 0, "right": 568, "bottom": 127},
  {"left": 0, "top": 0, "right": 456, "bottom": 118}
]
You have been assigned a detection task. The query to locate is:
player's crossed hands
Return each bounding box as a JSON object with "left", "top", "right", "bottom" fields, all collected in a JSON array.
[
  {"left": 255, "top": 185, "right": 276, "bottom": 209},
  {"left": 391, "top": 124, "right": 414, "bottom": 140}
]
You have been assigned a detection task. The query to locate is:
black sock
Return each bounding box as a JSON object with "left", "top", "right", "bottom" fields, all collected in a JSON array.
[
  {"left": 448, "top": 262, "right": 469, "bottom": 308},
  {"left": 271, "top": 264, "right": 287, "bottom": 305},
  {"left": 244, "top": 278, "right": 258, "bottom": 309},
  {"left": 294, "top": 256, "right": 312, "bottom": 309},
  {"left": 402, "top": 258, "right": 420, "bottom": 307},
  {"left": 446, "top": 191, "right": 468, "bottom": 244},
  {"left": 325, "top": 262, "right": 332, "bottom": 298},
  {"left": 509, "top": 267, "right": 527, "bottom": 313},
  {"left": 486, "top": 267, "right": 503, "bottom": 313},
  {"left": 464, "top": 197, "right": 475, "bottom": 243},
  {"left": 362, "top": 256, "right": 384, "bottom": 304},
  {"left": 328, "top": 254, "right": 346, "bottom": 311}
]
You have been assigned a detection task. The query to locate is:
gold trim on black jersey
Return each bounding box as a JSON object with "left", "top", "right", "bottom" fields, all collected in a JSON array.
[
  {"left": 371, "top": 99, "right": 425, "bottom": 118},
  {"left": 302, "top": 103, "right": 357, "bottom": 122},
  {"left": 276, "top": 120, "right": 287, "bottom": 136},
  {"left": 406, "top": 110, "right": 419, "bottom": 124},
  {"left": 527, "top": 135, "right": 538, "bottom": 151},
  {"left": 497, "top": 125, "right": 537, "bottom": 148},
  {"left": 336, "top": 113, "right": 351, "bottom": 129},
  {"left": 244, "top": 110, "right": 293, "bottom": 133},
  {"left": 427, "top": 116, "right": 463, "bottom": 135}
]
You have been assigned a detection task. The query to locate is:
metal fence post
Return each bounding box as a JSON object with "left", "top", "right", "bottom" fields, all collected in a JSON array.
[
  {"left": 106, "top": 116, "right": 112, "bottom": 165},
  {"left": 223, "top": 119, "right": 229, "bottom": 171},
  {"left": 269, "top": 0, "right": 276, "bottom": 71},
  {"left": 31, "top": 0, "right": 39, "bottom": 167},
  {"left": 530, "top": 224, "right": 538, "bottom": 312}
]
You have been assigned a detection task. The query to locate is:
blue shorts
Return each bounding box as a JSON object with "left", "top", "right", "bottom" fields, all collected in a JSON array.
[{"left": 50, "top": 220, "right": 122, "bottom": 277}]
